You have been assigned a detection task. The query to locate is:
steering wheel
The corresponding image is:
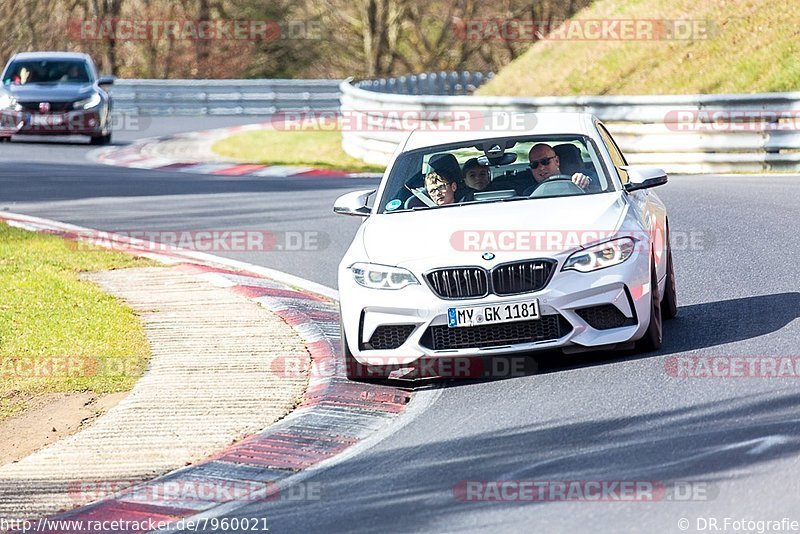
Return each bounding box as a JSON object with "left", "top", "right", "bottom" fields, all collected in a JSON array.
[
  {"left": 540, "top": 173, "right": 575, "bottom": 183},
  {"left": 528, "top": 174, "right": 586, "bottom": 197}
]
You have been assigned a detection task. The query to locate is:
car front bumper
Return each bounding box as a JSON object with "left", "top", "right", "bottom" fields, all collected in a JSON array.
[
  {"left": 339, "top": 250, "right": 653, "bottom": 367},
  {"left": 0, "top": 108, "right": 107, "bottom": 136}
]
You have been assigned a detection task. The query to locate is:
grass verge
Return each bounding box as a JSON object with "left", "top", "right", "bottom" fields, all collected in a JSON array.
[
  {"left": 478, "top": 0, "right": 800, "bottom": 96},
  {"left": 0, "top": 222, "right": 155, "bottom": 421},
  {"left": 211, "top": 128, "right": 385, "bottom": 173}
]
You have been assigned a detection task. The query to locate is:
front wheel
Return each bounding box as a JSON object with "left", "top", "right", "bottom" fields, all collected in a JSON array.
[
  {"left": 636, "top": 261, "right": 663, "bottom": 352},
  {"left": 661, "top": 236, "right": 678, "bottom": 320},
  {"left": 90, "top": 133, "right": 112, "bottom": 145}
]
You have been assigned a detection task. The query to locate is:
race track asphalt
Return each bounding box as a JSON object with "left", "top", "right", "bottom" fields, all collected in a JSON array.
[{"left": 2, "top": 118, "right": 799, "bottom": 533}]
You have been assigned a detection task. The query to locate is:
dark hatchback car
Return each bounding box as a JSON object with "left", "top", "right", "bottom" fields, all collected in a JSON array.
[{"left": 0, "top": 51, "right": 114, "bottom": 144}]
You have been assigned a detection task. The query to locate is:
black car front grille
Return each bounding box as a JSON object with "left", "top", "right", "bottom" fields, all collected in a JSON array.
[
  {"left": 363, "top": 325, "right": 416, "bottom": 350},
  {"left": 492, "top": 260, "right": 556, "bottom": 295},
  {"left": 423, "top": 314, "right": 572, "bottom": 350},
  {"left": 426, "top": 268, "right": 488, "bottom": 299},
  {"left": 576, "top": 305, "right": 636, "bottom": 330},
  {"left": 19, "top": 101, "right": 75, "bottom": 113},
  {"left": 427, "top": 260, "right": 555, "bottom": 300}
]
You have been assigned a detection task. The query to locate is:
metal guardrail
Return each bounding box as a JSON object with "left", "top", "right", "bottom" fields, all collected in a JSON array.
[
  {"left": 339, "top": 76, "right": 800, "bottom": 173},
  {"left": 110, "top": 79, "right": 342, "bottom": 115},
  {"left": 355, "top": 71, "right": 493, "bottom": 95}
]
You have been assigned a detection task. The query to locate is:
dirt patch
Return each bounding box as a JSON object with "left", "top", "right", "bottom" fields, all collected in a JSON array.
[{"left": 0, "top": 391, "right": 127, "bottom": 466}]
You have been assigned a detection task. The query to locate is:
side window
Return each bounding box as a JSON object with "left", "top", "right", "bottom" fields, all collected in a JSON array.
[{"left": 596, "top": 123, "right": 629, "bottom": 185}]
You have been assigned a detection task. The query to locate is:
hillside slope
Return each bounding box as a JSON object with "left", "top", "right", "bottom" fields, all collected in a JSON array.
[{"left": 477, "top": 0, "right": 800, "bottom": 96}]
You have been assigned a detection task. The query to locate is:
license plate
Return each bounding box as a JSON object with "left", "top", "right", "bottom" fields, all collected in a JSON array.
[
  {"left": 30, "top": 114, "right": 63, "bottom": 126},
  {"left": 448, "top": 300, "right": 540, "bottom": 328}
]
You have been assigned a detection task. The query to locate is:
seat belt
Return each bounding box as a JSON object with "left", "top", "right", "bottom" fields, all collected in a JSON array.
[{"left": 405, "top": 184, "right": 437, "bottom": 207}]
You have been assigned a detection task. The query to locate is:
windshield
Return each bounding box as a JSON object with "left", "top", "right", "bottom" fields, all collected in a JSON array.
[
  {"left": 3, "top": 59, "right": 93, "bottom": 85},
  {"left": 377, "top": 135, "right": 614, "bottom": 214}
]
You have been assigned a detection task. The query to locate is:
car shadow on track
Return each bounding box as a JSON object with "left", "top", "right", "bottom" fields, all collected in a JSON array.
[
  {"left": 382, "top": 292, "right": 800, "bottom": 390},
  {"left": 229, "top": 389, "right": 800, "bottom": 532}
]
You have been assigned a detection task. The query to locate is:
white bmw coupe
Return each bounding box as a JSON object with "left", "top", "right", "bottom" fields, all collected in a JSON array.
[{"left": 334, "top": 113, "right": 676, "bottom": 380}]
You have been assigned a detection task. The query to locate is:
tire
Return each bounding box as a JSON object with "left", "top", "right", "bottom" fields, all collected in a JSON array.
[
  {"left": 661, "top": 234, "right": 678, "bottom": 320},
  {"left": 636, "top": 260, "right": 663, "bottom": 352},
  {"left": 340, "top": 320, "right": 391, "bottom": 381},
  {"left": 90, "top": 132, "right": 112, "bottom": 145}
]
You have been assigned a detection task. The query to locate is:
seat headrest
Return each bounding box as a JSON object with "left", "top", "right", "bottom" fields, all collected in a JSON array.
[
  {"left": 553, "top": 144, "right": 583, "bottom": 175},
  {"left": 428, "top": 153, "right": 462, "bottom": 182}
]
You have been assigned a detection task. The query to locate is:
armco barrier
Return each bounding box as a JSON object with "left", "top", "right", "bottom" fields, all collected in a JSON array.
[
  {"left": 110, "top": 79, "right": 342, "bottom": 115},
  {"left": 339, "top": 76, "right": 800, "bottom": 173}
]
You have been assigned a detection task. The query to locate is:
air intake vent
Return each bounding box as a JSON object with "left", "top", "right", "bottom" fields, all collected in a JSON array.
[
  {"left": 423, "top": 315, "right": 572, "bottom": 350},
  {"left": 363, "top": 325, "right": 416, "bottom": 350},
  {"left": 576, "top": 305, "right": 635, "bottom": 330}
]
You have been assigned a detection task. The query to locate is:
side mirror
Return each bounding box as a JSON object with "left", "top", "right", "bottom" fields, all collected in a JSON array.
[
  {"left": 98, "top": 75, "right": 115, "bottom": 86},
  {"left": 333, "top": 189, "right": 375, "bottom": 217},
  {"left": 622, "top": 166, "right": 668, "bottom": 192}
]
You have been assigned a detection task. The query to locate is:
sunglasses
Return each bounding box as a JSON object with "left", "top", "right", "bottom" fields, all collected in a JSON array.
[{"left": 529, "top": 156, "right": 556, "bottom": 169}]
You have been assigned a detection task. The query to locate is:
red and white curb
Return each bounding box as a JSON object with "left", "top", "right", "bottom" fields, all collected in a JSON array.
[
  {"left": 89, "top": 122, "right": 380, "bottom": 179},
  {"left": 1, "top": 212, "right": 412, "bottom": 534}
]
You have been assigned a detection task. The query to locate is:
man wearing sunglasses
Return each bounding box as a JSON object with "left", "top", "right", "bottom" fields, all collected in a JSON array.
[{"left": 525, "top": 143, "right": 591, "bottom": 191}]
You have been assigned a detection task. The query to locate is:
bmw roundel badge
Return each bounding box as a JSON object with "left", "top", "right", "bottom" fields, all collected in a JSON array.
[{"left": 482, "top": 252, "right": 495, "bottom": 261}]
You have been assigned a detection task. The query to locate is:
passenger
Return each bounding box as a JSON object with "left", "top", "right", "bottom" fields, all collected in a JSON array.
[
  {"left": 424, "top": 170, "right": 458, "bottom": 206},
  {"left": 462, "top": 156, "right": 530, "bottom": 198},
  {"left": 462, "top": 157, "right": 490, "bottom": 191},
  {"left": 522, "top": 143, "right": 592, "bottom": 192},
  {"left": 458, "top": 157, "right": 491, "bottom": 202},
  {"left": 61, "top": 65, "right": 84, "bottom": 82}
]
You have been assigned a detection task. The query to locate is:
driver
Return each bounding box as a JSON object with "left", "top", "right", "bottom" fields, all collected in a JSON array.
[{"left": 524, "top": 143, "right": 591, "bottom": 192}]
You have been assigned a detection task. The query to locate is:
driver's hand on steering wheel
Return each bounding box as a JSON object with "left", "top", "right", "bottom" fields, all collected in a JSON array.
[{"left": 571, "top": 173, "right": 591, "bottom": 190}]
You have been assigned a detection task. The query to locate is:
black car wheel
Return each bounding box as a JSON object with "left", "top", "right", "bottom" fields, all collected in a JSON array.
[
  {"left": 636, "top": 259, "right": 663, "bottom": 352},
  {"left": 90, "top": 132, "right": 111, "bottom": 145},
  {"left": 661, "top": 229, "right": 678, "bottom": 320}
]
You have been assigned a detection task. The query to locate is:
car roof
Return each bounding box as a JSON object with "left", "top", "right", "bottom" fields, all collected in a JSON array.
[
  {"left": 402, "top": 112, "right": 599, "bottom": 151},
  {"left": 9, "top": 51, "right": 93, "bottom": 62}
]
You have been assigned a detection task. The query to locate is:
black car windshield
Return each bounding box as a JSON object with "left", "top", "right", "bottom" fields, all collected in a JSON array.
[
  {"left": 3, "top": 60, "right": 93, "bottom": 85},
  {"left": 377, "top": 135, "right": 614, "bottom": 214}
]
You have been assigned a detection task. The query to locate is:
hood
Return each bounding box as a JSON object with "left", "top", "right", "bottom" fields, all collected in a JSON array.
[
  {"left": 4, "top": 83, "right": 96, "bottom": 102},
  {"left": 362, "top": 192, "right": 629, "bottom": 270}
]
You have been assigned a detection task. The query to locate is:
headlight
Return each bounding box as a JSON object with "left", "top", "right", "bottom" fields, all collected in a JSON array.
[
  {"left": 0, "top": 93, "right": 19, "bottom": 111},
  {"left": 73, "top": 93, "right": 102, "bottom": 110},
  {"left": 351, "top": 262, "right": 419, "bottom": 290},
  {"left": 562, "top": 237, "right": 636, "bottom": 272}
]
